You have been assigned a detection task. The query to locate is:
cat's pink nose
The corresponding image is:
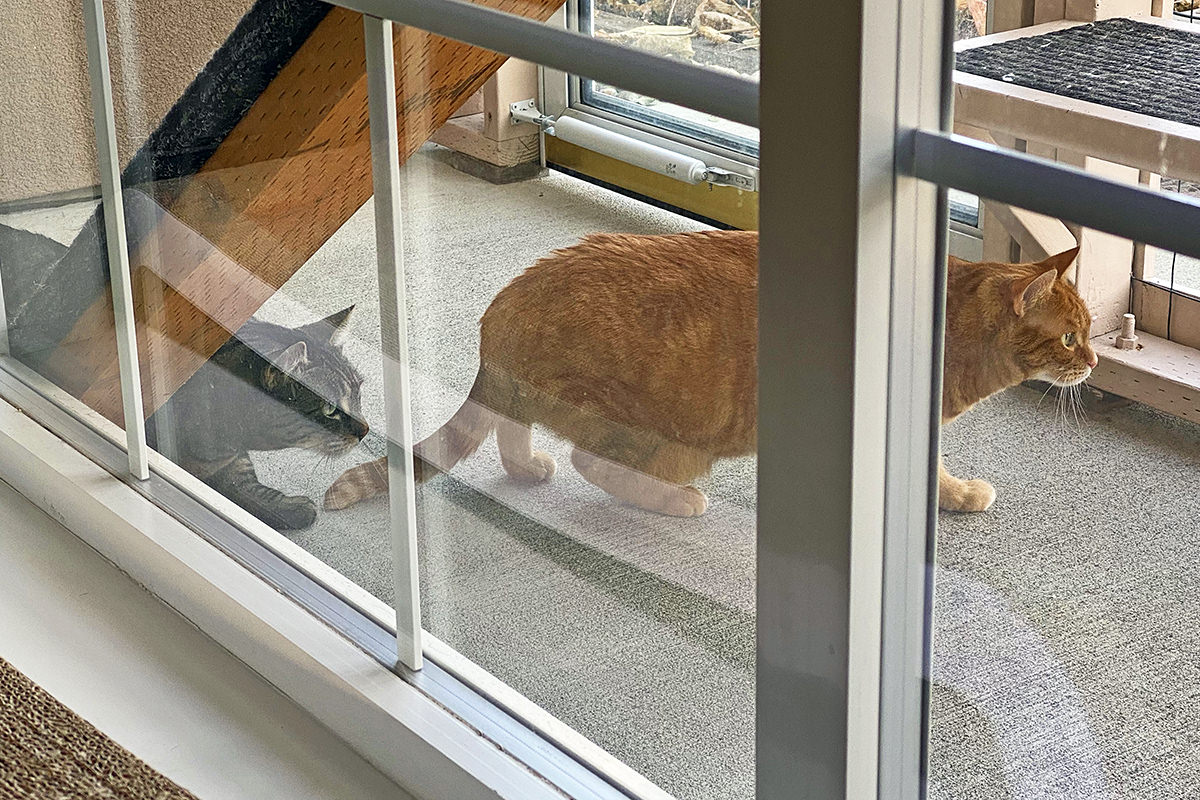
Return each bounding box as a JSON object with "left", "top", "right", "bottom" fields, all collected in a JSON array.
[{"left": 1087, "top": 354, "right": 1098, "bottom": 368}]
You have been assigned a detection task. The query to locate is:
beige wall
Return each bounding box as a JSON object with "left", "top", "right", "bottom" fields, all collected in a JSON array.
[{"left": 0, "top": 0, "right": 253, "bottom": 203}]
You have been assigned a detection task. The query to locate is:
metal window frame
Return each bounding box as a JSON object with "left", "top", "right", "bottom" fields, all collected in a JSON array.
[
  {"left": 903, "top": 131, "right": 1200, "bottom": 261},
  {"left": 363, "top": 13, "right": 423, "bottom": 672},
  {"left": 82, "top": 0, "right": 150, "bottom": 481},
  {"left": 756, "top": 0, "right": 947, "bottom": 794}
]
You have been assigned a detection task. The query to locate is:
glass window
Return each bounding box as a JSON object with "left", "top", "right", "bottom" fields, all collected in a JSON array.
[
  {"left": 578, "top": 0, "right": 759, "bottom": 156},
  {"left": 930, "top": 210, "right": 1200, "bottom": 796},
  {"left": 385, "top": 137, "right": 756, "bottom": 800},
  {"left": 0, "top": 1, "right": 762, "bottom": 796},
  {"left": 925, "top": 0, "right": 1200, "bottom": 759},
  {"left": 0, "top": 7, "right": 123, "bottom": 429}
]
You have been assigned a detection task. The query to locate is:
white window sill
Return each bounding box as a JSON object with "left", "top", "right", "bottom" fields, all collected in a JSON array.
[{"left": 0, "top": 395, "right": 565, "bottom": 800}]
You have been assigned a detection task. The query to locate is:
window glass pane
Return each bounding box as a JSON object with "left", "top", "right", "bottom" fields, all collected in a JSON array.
[
  {"left": 579, "top": 0, "right": 759, "bottom": 155},
  {"left": 0, "top": 7, "right": 124, "bottom": 431},
  {"left": 6, "top": 1, "right": 759, "bottom": 796},
  {"left": 392, "top": 132, "right": 757, "bottom": 800},
  {"left": 929, "top": 200, "right": 1200, "bottom": 796}
]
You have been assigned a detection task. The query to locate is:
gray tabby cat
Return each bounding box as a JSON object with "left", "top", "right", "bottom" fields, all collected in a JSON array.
[{"left": 148, "top": 307, "right": 370, "bottom": 530}]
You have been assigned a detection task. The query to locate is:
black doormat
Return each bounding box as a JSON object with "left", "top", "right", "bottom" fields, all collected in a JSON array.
[{"left": 955, "top": 18, "right": 1200, "bottom": 129}]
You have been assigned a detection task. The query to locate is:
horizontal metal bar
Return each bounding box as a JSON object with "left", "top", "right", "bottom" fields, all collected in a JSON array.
[
  {"left": 338, "top": 0, "right": 758, "bottom": 128},
  {"left": 905, "top": 130, "right": 1200, "bottom": 261}
]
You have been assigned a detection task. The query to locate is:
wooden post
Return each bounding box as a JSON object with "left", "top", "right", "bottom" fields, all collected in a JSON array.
[
  {"left": 430, "top": 58, "right": 542, "bottom": 182},
  {"left": 990, "top": 0, "right": 1037, "bottom": 31}
]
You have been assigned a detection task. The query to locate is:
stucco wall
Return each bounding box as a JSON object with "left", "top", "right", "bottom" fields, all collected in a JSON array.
[{"left": 0, "top": 0, "right": 253, "bottom": 204}]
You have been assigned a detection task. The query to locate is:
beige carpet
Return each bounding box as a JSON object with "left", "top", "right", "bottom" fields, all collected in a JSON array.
[{"left": 0, "top": 657, "right": 198, "bottom": 800}]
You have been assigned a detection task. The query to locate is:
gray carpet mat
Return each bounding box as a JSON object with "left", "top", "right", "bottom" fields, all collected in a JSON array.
[{"left": 955, "top": 18, "right": 1200, "bottom": 128}]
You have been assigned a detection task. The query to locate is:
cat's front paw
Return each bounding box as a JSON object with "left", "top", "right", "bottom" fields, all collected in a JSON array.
[
  {"left": 939, "top": 478, "right": 996, "bottom": 513},
  {"left": 267, "top": 496, "right": 318, "bottom": 530}
]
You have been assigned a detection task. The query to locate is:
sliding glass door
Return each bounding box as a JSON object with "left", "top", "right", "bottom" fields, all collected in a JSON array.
[{"left": 0, "top": 0, "right": 959, "bottom": 797}]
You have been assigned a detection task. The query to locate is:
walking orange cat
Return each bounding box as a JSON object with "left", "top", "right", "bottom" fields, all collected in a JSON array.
[{"left": 325, "top": 233, "right": 1093, "bottom": 516}]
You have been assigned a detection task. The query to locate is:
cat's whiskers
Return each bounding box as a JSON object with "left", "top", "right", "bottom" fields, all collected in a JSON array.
[
  {"left": 1055, "top": 380, "right": 1069, "bottom": 431},
  {"left": 1036, "top": 378, "right": 1059, "bottom": 408}
]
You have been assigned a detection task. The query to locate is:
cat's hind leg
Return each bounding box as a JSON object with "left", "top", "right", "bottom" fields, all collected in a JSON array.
[
  {"left": 570, "top": 444, "right": 709, "bottom": 517},
  {"left": 937, "top": 456, "right": 995, "bottom": 512},
  {"left": 208, "top": 454, "right": 317, "bottom": 530},
  {"left": 496, "top": 417, "right": 556, "bottom": 482}
]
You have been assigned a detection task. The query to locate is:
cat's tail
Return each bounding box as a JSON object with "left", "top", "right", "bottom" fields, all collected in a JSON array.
[
  {"left": 323, "top": 370, "right": 497, "bottom": 511},
  {"left": 410, "top": 370, "right": 496, "bottom": 480}
]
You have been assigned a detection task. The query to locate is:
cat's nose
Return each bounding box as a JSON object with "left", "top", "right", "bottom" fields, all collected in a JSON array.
[
  {"left": 351, "top": 418, "right": 370, "bottom": 439},
  {"left": 1086, "top": 353, "right": 1098, "bottom": 368}
]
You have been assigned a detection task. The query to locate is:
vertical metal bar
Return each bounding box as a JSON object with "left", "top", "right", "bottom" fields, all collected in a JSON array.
[
  {"left": 82, "top": 0, "right": 149, "bottom": 481},
  {"left": 758, "top": 0, "right": 897, "bottom": 796},
  {"left": 364, "top": 13, "right": 423, "bottom": 671}
]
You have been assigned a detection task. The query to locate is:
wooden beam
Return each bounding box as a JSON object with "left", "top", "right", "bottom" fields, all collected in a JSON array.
[
  {"left": 36, "top": 2, "right": 564, "bottom": 425},
  {"left": 987, "top": 202, "right": 1078, "bottom": 262}
]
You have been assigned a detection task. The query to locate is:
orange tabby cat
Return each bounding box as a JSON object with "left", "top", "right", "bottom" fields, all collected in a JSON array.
[
  {"left": 939, "top": 246, "right": 1095, "bottom": 511},
  {"left": 324, "top": 233, "right": 1093, "bottom": 516}
]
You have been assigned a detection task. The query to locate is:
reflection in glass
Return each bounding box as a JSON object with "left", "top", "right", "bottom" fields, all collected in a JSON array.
[{"left": 343, "top": 145, "right": 756, "bottom": 800}]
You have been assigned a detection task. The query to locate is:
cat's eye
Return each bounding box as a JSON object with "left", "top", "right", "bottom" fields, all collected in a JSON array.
[
  {"left": 1061, "top": 332, "right": 1077, "bottom": 347},
  {"left": 322, "top": 402, "right": 340, "bottom": 418}
]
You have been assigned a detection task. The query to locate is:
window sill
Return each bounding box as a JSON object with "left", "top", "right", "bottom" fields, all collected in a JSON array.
[{"left": 0, "top": 395, "right": 564, "bottom": 800}]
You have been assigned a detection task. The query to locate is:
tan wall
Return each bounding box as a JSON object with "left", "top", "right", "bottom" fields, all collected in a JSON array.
[{"left": 0, "top": 0, "right": 253, "bottom": 204}]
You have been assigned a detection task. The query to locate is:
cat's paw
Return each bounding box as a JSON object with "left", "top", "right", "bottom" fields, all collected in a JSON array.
[
  {"left": 662, "top": 486, "right": 709, "bottom": 518},
  {"left": 940, "top": 479, "right": 996, "bottom": 513},
  {"left": 269, "top": 496, "right": 318, "bottom": 530},
  {"left": 502, "top": 451, "right": 557, "bottom": 483}
]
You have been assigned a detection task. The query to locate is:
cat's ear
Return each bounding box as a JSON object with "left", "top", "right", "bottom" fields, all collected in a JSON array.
[
  {"left": 1037, "top": 247, "right": 1080, "bottom": 280},
  {"left": 276, "top": 341, "right": 309, "bottom": 373},
  {"left": 264, "top": 341, "right": 308, "bottom": 389},
  {"left": 1011, "top": 269, "right": 1058, "bottom": 316},
  {"left": 303, "top": 306, "right": 355, "bottom": 346}
]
